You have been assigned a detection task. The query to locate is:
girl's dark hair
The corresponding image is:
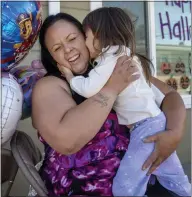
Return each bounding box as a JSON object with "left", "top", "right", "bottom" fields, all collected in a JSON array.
[
  {"left": 39, "top": 13, "right": 85, "bottom": 75},
  {"left": 82, "top": 7, "right": 153, "bottom": 82}
]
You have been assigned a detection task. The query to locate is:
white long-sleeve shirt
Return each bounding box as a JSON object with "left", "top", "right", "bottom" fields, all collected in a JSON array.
[{"left": 70, "top": 46, "right": 162, "bottom": 125}]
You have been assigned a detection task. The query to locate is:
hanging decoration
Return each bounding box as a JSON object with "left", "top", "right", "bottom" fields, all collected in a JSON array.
[
  {"left": 175, "top": 57, "right": 185, "bottom": 74},
  {"left": 160, "top": 57, "right": 171, "bottom": 75}
]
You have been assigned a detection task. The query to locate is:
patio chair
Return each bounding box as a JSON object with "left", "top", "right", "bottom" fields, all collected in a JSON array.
[
  {"left": 1, "top": 148, "right": 18, "bottom": 197},
  {"left": 10, "top": 130, "right": 48, "bottom": 196}
]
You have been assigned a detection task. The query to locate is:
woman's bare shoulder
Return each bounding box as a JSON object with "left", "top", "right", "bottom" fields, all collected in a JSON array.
[
  {"left": 33, "top": 76, "right": 71, "bottom": 94},
  {"left": 32, "top": 76, "right": 75, "bottom": 129}
]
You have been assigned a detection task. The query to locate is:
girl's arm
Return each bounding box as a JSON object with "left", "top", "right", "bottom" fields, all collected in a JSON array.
[{"left": 69, "top": 57, "right": 119, "bottom": 98}]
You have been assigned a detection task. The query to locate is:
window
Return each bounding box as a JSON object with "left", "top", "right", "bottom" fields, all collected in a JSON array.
[
  {"left": 103, "top": 1, "right": 148, "bottom": 55},
  {"left": 155, "top": 1, "right": 191, "bottom": 96}
]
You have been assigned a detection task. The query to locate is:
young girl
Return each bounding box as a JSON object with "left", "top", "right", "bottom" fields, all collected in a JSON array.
[{"left": 61, "top": 7, "right": 191, "bottom": 196}]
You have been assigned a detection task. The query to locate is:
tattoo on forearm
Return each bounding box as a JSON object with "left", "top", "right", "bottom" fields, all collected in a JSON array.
[{"left": 93, "top": 93, "right": 109, "bottom": 107}]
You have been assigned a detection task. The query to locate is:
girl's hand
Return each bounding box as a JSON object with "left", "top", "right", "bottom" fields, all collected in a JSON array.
[
  {"left": 142, "top": 129, "right": 181, "bottom": 175},
  {"left": 105, "top": 55, "right": 140, "bottom": 96},
  {"left": 58, "top": 64, "right": 74, "bottom": 82}
]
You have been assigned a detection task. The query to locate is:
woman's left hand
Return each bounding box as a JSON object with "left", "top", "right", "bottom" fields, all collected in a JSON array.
[{"left": 142, "top": 129, "right": 181, "bottom": 175}]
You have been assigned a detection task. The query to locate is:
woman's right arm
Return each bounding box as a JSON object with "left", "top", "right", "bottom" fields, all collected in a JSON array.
[{"left": 32, "top": 56, "right": 139, "bottom": 155}]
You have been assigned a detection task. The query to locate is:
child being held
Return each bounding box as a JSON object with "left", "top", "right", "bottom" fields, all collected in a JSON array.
[{"left": 62, "top": 7, "right": 191, "bottom": 197}]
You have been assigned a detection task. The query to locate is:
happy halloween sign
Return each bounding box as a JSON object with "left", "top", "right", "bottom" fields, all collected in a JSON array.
[{"left": 155, "top": 0, "right": 191, "bottom": 46}]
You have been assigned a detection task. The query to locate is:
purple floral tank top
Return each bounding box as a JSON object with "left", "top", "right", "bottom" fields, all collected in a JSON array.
[{"left": 39, "top": 111, "right": 130, "bottom": 196}]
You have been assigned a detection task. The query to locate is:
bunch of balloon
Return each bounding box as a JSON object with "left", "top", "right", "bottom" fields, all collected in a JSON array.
[
  {"left": 1, "top": 73, "right": 23, "bottom": 145},
  {"left": 1, "top": 1, "right": 43, "bottom": 145},
  {"left": 10, "top": 60, "right": 47, "bottom": 119}
]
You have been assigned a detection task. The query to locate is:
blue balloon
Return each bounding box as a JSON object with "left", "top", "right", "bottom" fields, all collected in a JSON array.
[{"left": 1, "top": 1, "right": 42, "bottom": 71}]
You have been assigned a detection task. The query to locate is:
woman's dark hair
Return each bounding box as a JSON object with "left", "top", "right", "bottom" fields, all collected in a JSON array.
[
  {"left": 82, "top": 7, "right": 153, "bottom": 82},
  {"left": 39, "top": 13, "right": 85, "bottom": 74}
]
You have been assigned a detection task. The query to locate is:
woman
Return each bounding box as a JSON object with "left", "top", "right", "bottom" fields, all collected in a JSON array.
[{"left": 32, "top": 13, "right": 186, "bottom": 196}]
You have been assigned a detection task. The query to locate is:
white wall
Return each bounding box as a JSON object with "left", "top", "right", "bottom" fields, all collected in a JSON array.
[{"left": 60, "top": 1, "right": 90, "bottom": 22}]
